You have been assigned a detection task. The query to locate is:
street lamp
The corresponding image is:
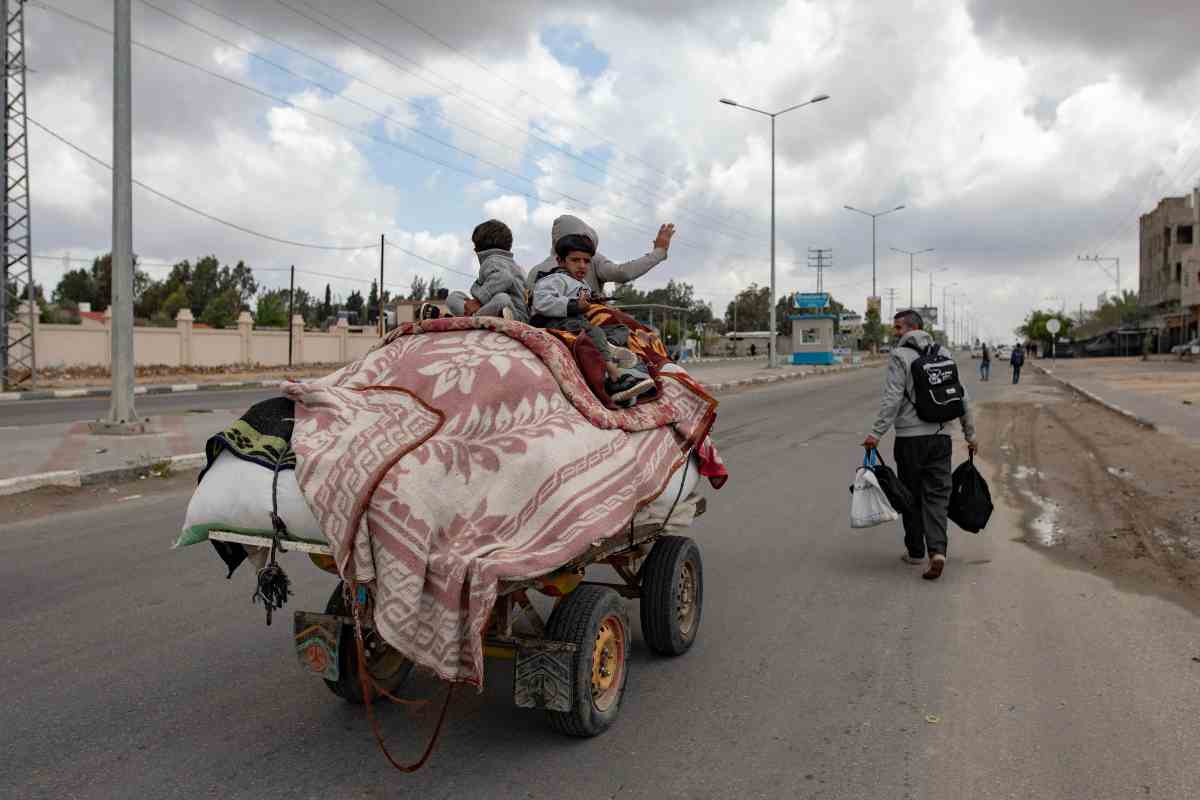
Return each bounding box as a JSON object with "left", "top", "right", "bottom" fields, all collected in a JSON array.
[
  {"left": 890, "top": 246, "right": 935, "bottom": 311},
  {"left": 941, "top": 281, "right": 958, "bottom": 344},
  {"left": 720, "top": 93, "right": 830, "bottom": 368},
  {"left": 843, "top": 204, "right": 905, "bottom": 298}
]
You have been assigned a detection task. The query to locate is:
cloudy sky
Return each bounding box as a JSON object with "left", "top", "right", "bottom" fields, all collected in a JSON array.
[{"left": 29, "top": 0, "right": 1200, "bottom": 341}]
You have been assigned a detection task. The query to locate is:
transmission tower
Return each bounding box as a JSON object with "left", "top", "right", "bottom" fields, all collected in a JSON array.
[
  {"left": 0, "top": 0, "right": 34, "bottom": 389},
  {"left": 807, "top": 248, "right": 832, "bottom": 293},
  {"left": 885, "top": 288, "right": 899, "bottom": 319}
]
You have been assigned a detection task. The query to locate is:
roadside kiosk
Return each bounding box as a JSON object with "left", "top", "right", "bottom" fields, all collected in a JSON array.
[{"left": 789, "top": 292, "right": 837, "bottom": 365}]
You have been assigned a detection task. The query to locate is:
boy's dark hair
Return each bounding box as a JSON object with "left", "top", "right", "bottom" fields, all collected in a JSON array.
[
  {"left": 472, "top": 219, "right": 513, "bottom": 253},
  {"left": 555, "top": 233, "right": 596, "bottom": 261},
  {"left": 894, "top": 309, "right": 924, "bottom": 330}
]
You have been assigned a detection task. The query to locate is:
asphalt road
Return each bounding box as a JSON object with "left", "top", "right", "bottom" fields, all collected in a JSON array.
[
  {"left": 3, "top": 369, "right": 1198, "bottom": 799},
  {"left": 0, "top": 387, "right": 280, "bottom": 427}
]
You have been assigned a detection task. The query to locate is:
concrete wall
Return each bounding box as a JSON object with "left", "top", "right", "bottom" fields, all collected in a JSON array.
[{"left": 10, "top": 308, "right": 384, "bottom": 369}]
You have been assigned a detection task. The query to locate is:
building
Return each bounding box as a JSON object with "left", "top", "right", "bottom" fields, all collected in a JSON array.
[{"left": 1139, "top": 187, "right": 1200, "bottom": 346}]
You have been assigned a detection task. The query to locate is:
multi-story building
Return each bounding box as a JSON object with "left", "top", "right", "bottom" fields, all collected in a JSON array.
[{"left": 1139, "top": 188, "right": 1200, "bottom": 346}]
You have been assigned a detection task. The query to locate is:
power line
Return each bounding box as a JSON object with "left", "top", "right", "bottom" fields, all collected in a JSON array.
[
  {"left": 33, "top": 1, "right": 754, "bottom": 265},
  {"left": 171, "top": 0, "right": 756, "bottom": 242},
  {"left": 28, "top": 115, "right": 380, "bottom": 252}
]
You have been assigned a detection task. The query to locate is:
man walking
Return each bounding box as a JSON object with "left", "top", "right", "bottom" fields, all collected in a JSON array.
[
  {"left": 1010, "top": 343, "right": 1025, "bottom": 384},
  {"left": 980, "top": 343, "right": 991, "bottom": 381},
  {"left": 863, "top": 310, "right": 978, "bottom": 580}
]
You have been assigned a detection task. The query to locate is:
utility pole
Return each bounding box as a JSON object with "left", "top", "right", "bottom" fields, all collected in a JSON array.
[
  {"left": 92, "top": 0, "right": 142, "bottom": 433},
  {"left": 844, "top": 205, "right": 904, "bottom": 298},
  {"left": 287, "top": 264, "right": 294, "bottom": 367},
  {"left": 807, "top": 247, "right": 832, "bottom": 293},
  {"left": 378, "top": 234, "right": 385, "bottom": 337},
  {"left": 1077, "top": 254, "right": 1120, "bottom": 301},
  {"left": 1, "top": 0, "right": 35, "bottom": 390}
]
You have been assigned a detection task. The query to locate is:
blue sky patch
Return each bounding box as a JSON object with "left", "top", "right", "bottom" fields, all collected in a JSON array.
[{"left": 540, "top": 24, "right": 609, "bottom": 80}]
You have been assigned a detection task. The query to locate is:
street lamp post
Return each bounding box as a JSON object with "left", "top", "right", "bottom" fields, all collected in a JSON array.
[
  {"left": 720, "top": 93, "right": 830, "bottom": 368},
  {"left": 891, "top": 246, "right": 935, "bottom": 311},
  {"left": 941, "top": 282, "right": 958, "bottom": 344},
  {"left": 844, "top": 204, "right": 905, "bottom": 298}
]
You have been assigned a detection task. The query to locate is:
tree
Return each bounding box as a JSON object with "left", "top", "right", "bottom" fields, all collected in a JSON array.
[
  {"left": 161, "top": 284, "right": 190, "bottom": 322},
  {"left": 428, "top": 275, "right": 445, "bottom": 300},
  {"left": 255, "top": 289, "right": 290, "bottom": 327},
  {"left": 345, "top": 289, "right": 364, "bottom": 321},
  {"left": 724, "top": 284, "right": 771, "bottom": 332},
  {"left": 322, "top": 283, "right": 332, "bottom": 324},
  {"left": 53, "top": 268, "right": 96, "bottom": 307},
  {"left": 862, "top": 307, "right": 884, "bottom": 350},
  {"left": 1017, "top": 309, "right": 1073, "bottom": 347},
  {"left": 408, "top": 275, "right": 427, "bottom": 302},
  {"left": 200, "top": 287, "right": 241, "bottom": 328},
  {"left": 224, "top": 260, "right": 258, "bottom": 308},
  {"left": 367, "top": 280, "right": 379, "bottom": 324}
]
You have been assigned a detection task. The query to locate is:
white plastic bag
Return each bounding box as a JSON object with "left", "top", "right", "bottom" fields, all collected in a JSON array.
[{"left": 850, "top": 467, "right": 900, "bottom": 529}]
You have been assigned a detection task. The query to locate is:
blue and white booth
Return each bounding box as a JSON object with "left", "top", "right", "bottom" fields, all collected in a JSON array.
[{"left": 789, "top": 292, "right": 837, "bottom": 365}]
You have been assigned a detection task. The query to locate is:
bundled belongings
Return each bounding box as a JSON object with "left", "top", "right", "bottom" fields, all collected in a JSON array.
[
  {"left": 948, "top": 455, "right": 993, "bottom": 533},
  {"left": 178, "top": 315, "right": 728, "bottom": 688},
  {"left": 850, "top": 451, "right": 901, "bottom": 529}
]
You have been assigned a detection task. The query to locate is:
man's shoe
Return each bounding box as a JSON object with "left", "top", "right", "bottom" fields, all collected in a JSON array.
[
  {"left": 606, "top": 373, "right": 655, "bottom": 404},
  {"left": 901, "top": 554, "right": 924, "bottom": 565},
  {"left": 923, "top": 554, "right": 946, "bottom": 580}
]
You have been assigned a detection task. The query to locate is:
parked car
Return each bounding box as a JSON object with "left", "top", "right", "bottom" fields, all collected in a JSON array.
[{"left": 1171, "top": 337, "right": 1200, "bottom": 355}]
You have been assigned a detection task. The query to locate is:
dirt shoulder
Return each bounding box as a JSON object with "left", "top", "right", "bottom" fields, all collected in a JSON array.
[{"left": 976, "top": 373, "right": 1200, "bottom": 614}]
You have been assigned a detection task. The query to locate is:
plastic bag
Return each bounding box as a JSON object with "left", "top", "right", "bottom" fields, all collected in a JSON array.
[
  {"left": 949, "top": 455, "right": 993, "bottom": 533},
  {"left": 850, "top": 460, "right": 900, "bottom": 529}
]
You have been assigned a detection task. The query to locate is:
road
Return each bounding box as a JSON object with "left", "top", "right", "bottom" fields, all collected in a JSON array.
[
  {"left": 3, "top": 368, "right": 1198, "bottom": 799},
  {"left": 0, "top": 387, "right": 279, "bottom": 427}
]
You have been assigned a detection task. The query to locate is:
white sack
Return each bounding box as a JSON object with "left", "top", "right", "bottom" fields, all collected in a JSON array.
[{"left": 850, "top": 467, "right": 900, "bottom": 529}]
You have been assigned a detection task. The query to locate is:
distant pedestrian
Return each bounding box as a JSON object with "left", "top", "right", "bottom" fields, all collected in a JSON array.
[
  {"left": 863, "top": 310, "right": 978, "bottom": 581},
  {"left": 980, "top": 343, "right": 991, "bottom": 381},
  {"left": 1010, "top": 343, "right": 1025, "bottom": 384},
  {"left": 749, "top": 343, "right": 757, "bottom": 358}
]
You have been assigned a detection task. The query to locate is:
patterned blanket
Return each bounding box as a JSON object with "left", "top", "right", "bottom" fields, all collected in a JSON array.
[{"left": 284, "top": 317, "right": 727, "bottom": 687}]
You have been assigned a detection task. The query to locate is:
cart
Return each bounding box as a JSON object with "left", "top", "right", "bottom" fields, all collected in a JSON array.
[{"left": 208, "top": 496, "right": 705, "bottom": 737}]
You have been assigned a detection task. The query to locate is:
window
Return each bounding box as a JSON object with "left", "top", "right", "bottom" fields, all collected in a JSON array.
[
  {"left": 801, "top": 327, "right": 821, "bottom": 344},
  {"left": 1177, "top": 263, "right": 1183, "bottom": 282},
  {"left": 1179, "top": 225, "right": 1194, "bottom": 245}
]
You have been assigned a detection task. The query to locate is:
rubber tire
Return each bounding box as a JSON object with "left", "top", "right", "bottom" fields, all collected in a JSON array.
[
  {"left": 544, "top": 585, "right": 630, "bottom": 737},
  {"left": 639, "top": 535, "right": 704, "bottom": 656},
  {"left": 323, "top": 582, "right": 414, "bottom": 705}
]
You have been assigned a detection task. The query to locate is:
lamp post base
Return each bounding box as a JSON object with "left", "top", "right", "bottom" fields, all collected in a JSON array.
[{"left": 88, "top": 418, "right": 150, "bottom": 435}]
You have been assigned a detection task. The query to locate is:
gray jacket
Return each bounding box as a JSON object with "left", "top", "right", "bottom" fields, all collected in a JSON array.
[
  {"left": 870, "top": 329, "right": 977, "bottom": 441},
  {"left": 472, "top": 248, "right": 529, "bottom": 322},
  {"left": 532, "top": 269, "right": 590, "bottom": 319},
  {"left": 526, "top": 215, "right": 667, "bottom": 297}
]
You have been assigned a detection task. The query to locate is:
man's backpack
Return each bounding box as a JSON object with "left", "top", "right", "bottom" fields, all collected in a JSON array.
[
  {"left": 903, "top": 342, "right": 966, "bottom": 423},
  {"left": 1011, "top": 348, "right": 1025, "bottom": 366}
]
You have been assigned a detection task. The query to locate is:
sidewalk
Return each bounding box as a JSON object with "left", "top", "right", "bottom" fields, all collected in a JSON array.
[
  {"left": 0, "top": 357, "right": 876, "bottom": 493},
  {"left": 1036, "top": 357, "right": 1200, "bottom": 438}
]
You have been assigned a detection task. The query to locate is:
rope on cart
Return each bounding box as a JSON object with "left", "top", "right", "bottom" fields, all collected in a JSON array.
[
  {"left": 251, "top": 454, "right": 293, "bottom": 625},
  {"left": 659, "top": 448, "right": 694, "bottom": 533},
  {"left": 349, "top": 580, "right": 454, "bottom": 772}
]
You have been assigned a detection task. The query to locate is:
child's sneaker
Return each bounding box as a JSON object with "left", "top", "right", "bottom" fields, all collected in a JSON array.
[
  {"left": 606, "top": 372, "right": 655, "bottom": 405},
  {"left": 417, "top": 302, "right": 441, "bottom": 320},
  {"left": 500, "top": 305, "right": 514, "bottom": 320},
  {"left": 609, "top": 345, "right": 639, "bottom": 369}
]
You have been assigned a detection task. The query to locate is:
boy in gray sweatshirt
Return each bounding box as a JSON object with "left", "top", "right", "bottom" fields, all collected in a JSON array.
[
  {"left": 531, "top": 233, "right": 655, "bottom": 406},
  {"left": 446, "top": 219, "right": 529, "bottom": 322}
]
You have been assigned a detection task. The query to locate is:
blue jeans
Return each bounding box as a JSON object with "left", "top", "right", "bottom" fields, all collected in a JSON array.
[{"left": 980, "top": 361, "right": 990, "bottom": 381}]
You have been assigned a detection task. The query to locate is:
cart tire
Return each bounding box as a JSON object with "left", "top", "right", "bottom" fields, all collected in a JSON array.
[
  {"left": 323, "top": 583, "right": 414, "bottom": 705},
  {"left": 544, "top": 585, "right": 630, "bottom": 737},
  {"left": 639, "top": 535, "right": 703, "bottom": 656}
]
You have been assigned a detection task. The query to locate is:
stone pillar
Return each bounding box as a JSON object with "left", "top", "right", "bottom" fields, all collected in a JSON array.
[
  {"left": 291, "top": 314, "right": 305, "bottom": 365},
  {"left": 237, "top": 310, "right": 253, "bottom": 365},
  {"left": 103, "top": 306, "right": 114, "bottom": 368},
  {"left": 336, "top": 316, "right": 349, "bottom": 362},
  {"left": 175, "top": 308, "right": 194, "bottom": 366}
]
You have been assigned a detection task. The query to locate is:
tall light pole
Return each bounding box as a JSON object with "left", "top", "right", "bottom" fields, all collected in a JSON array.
[
  {"left": 941, "top": 282, "right": 958, "bottom": 344},
  {"left": 891, "top": 246, "right": 934, "bottom": 310},
  {"left": 720, "top": 93, "right": 830, "bottom": 368},
  {"left": 843, "top": 204, "right": 905, "bottom": 298}
]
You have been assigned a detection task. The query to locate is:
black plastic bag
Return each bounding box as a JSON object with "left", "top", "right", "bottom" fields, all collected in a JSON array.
[
  {"left": 949, "top": 456, "right": 993, "bottom": 533},
  {"left": 866, "top": 449, "right": 914, "bottom": 516}
]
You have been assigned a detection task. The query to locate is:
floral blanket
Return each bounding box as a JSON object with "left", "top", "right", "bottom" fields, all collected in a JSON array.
[{"left": 284, "top": 317, "right": 726, "bottom": 687}]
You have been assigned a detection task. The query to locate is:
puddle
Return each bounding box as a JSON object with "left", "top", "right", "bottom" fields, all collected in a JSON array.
[
  {"left": 1020, "top": 488, "right": 1061, "bottom": 546},
  {"left": 1012, "top": 465, "right": 1046, "bottom": 481},
  {"left": 1106, "top": 466, "right": 1135, "bottom": 480}
]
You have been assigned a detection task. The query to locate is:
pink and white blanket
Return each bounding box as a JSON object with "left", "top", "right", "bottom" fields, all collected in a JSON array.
[{"left": 284, "top": 317, "right": 726, "bottom": 686}]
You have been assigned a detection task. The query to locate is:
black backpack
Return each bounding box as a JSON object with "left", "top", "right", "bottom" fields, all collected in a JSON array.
[
  {"left": 948, "top": 456, "right": 993, "bottom": 533},
  {"left": 903, "top": 342, "right": 966, "bottom": 423}
]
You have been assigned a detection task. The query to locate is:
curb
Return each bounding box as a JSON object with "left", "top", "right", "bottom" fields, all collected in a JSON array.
[
  {"left": 0, "top": 379, "right": 284, "bottom": 402},
  {"left": 0, "top": 363, "right": 875, "bottom": 497},
  {"left": 1033, "top": 364, "right": 1157, "bottom": 430}
]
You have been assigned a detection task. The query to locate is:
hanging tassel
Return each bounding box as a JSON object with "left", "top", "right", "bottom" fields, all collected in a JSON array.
[{"left": 251, "top": 460, "right": 294, "bottom": 625}]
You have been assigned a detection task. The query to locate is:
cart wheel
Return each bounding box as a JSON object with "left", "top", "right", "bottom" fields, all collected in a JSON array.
[
  {"left": 544, "top": 585, "right": 630, "bottom": 737},
  {"left": 640, "top": 536, "right": 703, "bottom": 656},
  {"left": 323, "top": 582, "right": 414, "bottom": 705}
]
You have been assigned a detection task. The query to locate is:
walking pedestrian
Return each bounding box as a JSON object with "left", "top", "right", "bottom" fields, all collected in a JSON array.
[
  {"left": 1010, "top": 343, "right": 1025, "bottom": 384},
  {"left": 980, "top": 343, "right": 991, "bottom": 381},
  {"left": 863, "top": 310, "right": 978, "bottom": 580}
]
